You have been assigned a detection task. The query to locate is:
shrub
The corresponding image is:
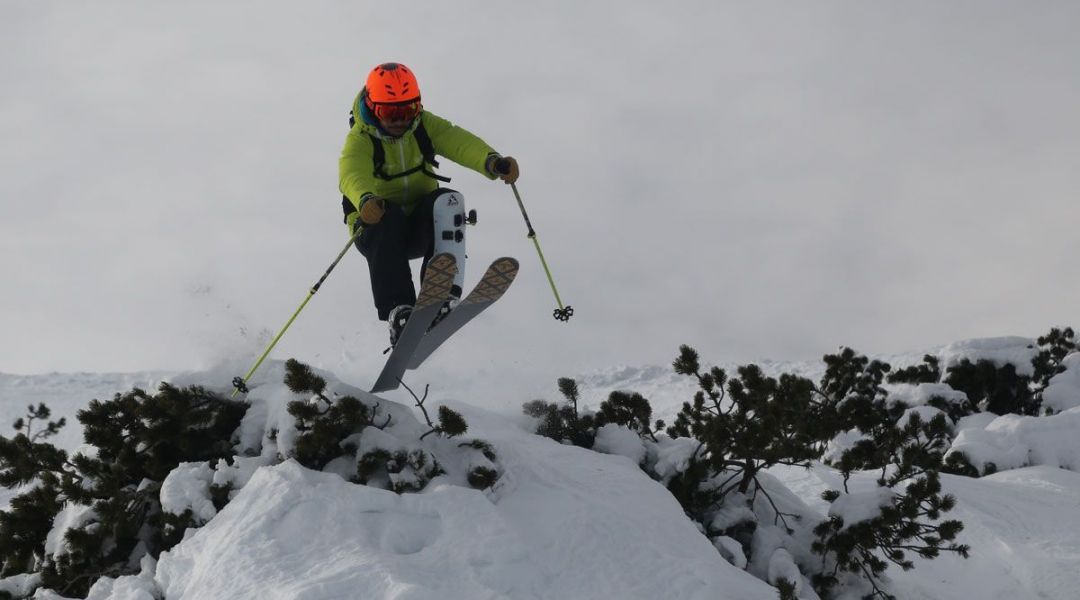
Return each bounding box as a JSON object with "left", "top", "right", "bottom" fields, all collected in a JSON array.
[
  {"left": 0, "top": 385, "right": 247, "bottom": 598},
  {"left": 285, "top": 359, "right": 498, "bottom": 493},
  {"left": 811, "top": 349, "right": 969, "bottom": 599}
]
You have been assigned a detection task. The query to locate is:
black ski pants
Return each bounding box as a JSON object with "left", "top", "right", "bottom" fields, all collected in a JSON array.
[{"left": 354, "top": 188, "right": 455, "bottom": 320}]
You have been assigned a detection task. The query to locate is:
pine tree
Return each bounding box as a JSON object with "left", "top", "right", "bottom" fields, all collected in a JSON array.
[
  {"left": 285, "top": 359, "right": 496, "bottom": 493},
  {"left": 665, "top": 345, "right": 823, "bottom": 534},
  {"left": 1031, "top": 327, "right": 1077, "bottom": 413},
  {"left": 945, "top": 359, "right": 1036, "bottom": 416},
  {"left": 0, "top": 384, "right": 247, "bottom": 598},
  {"left": 521, "top": 378, "right": 598, "bottom": 448},
  {"left": 0, "top": 405, "right": 67, "bottom": 578},
  {"left": 285, "top": 359, "right": 380, "bottom": 470},
  {"left": 886, "top": 354, "right": 941, "bottom": 385},
  {"left": 594, "top": 390, "right": 660, "bottom": 441},
  {"left": 812, "top": 349, "right": 969, "bottom": 599}
]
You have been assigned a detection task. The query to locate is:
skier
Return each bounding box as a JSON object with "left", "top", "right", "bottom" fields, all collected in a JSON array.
[{"left": 339, "top": 62, "right": 519, "bottom": 346}]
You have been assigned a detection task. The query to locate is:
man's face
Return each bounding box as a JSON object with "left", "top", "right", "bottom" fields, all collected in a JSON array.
[
  {"left": 371, "top": 99, "right": 421, "bottom": 138},
  {"left": 380, "top": 117, "right": 411, "bottom": 137}
]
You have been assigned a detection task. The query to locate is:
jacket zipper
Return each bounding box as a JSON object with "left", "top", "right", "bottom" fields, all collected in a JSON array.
[{"left": 399, "top": 139, "right": 409, "bottom": 207}]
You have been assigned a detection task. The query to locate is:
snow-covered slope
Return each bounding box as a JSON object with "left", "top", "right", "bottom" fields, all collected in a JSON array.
[
  {"left": 2, "top": 366, "right": 777, "bottom": 600},
  {"left": 770, "top": 463, "right": 1080, "bottom": 600},
  {"left": 3, "top": 336, "right": 1080, "bottom": 600},
  {"left": 150, "top": 402, "right": 777, "bottom": 600}
]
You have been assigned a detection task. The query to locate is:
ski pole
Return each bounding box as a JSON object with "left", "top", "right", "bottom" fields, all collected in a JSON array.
[
  {"left": 230, "top": 227, "right": 363, "bottom": 397},
  {"left": 496, "top": 161, "right": 572, "bottom": 322}
]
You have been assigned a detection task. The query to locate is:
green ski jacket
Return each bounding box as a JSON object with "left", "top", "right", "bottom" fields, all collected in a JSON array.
[{"left": 339, "top": 91, "right": 498, "bottom": 232}]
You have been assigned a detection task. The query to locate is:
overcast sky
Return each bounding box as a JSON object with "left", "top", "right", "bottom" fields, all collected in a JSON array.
[{"left": 3, "top": 1, "right": 1079, "bottom": 405}]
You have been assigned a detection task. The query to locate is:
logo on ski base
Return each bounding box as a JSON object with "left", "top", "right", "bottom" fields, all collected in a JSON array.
[{"left": 446, "top": 194, "right": 460, "bottom": 206}]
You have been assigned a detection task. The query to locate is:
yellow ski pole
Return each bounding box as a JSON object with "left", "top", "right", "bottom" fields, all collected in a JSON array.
[
  {"left": 499, "top": 169, "right": 573, "bottom": 322},
  {"left": 230, "top": 228, "right": 362, "bottom": 397}
]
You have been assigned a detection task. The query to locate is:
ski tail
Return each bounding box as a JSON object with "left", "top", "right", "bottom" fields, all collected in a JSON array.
[
  {"left": 407, "top": 257, "right": 519, "bottom": 369},
  {"left": 370, "top": 253, "right": 457, "bottom": 393}
]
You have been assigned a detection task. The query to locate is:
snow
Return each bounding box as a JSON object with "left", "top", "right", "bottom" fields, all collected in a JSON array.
[
  {"left": 3, "top": 337, "right": 1080, "bottom": 599},
  {"left": 937, "top": 336, "right": 1039, "bottom": 377},
  {"left": 592, "top": 423, "right": 647, "bottom": 464},
  {"left": 899, "top": 405, "right": 951, "bottom": 429},
  {"left": 827, "top": 488, "right": 895, "bottom": 530},
  {"left": 355, "top": 424, "right": 410, "bottom": 456},
  {"left": 147, "top": 404, "right": 777, "bottom": 600},
  {"left": 886, "top": 467, "right": 1080, "bottom": 600},
  {"left": 651, "top": 436, "right": 702, "bottom": 482},
  {"left": 887, "top": 382, "right": 969, "bottom": 410},
  {"left": 767, "top": 548, "right": 816, "bottom": 599},
  {"left": 1042, "top": 352, "right": 1080, "bottom": 413},
  {"left": 713, "top": 536, "right": 747, "bottom": 569},
  {"left": 82, "top": 556, "right": 159, "bottom": 600},
  {"left": 44, "top": 503, "right": 97, "bottom": 558},
  {"left": 211, "top": 454, "right": 276, "bottom": 495},
  {"left": 948, "top": 406, "right": 1080, "bottom": 473},
  {"left": 822, "top": 428, "right": 869, "bottom": 464},
  {"left": 160, "top": 462, "right": 217, "bottom": 524},
  {"left": 0, "top": 573, "right": 41, "bottom": 597}
]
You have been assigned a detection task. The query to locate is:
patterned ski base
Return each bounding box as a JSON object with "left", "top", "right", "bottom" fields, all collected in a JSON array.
[
  {"left": 370, "top": 253, "right": 457, "bottom": 393},
  {"left": 407, "top": 257, "right": 519, "bottom": 370}
]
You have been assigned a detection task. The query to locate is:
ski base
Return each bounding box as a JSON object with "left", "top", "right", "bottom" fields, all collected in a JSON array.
[
  {"left": 407, "top": 257, "right": 519, "bottom": 370},
  {"left": 370, "top": 253, "right": 457, "bottom": 393}
]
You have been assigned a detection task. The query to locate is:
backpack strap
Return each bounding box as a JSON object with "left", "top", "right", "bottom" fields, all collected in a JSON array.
[{"left": 412, "top": 122, "right": 440, "bottom": 170}]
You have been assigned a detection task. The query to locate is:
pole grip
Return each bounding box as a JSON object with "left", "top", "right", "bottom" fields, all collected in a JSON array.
[{"left": 494, "top": 157, "right": 512, "bottom": 175}]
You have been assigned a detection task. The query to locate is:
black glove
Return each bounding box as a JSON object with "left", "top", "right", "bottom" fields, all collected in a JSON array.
[{"left": 488, "top": 155, "right": 520, "bottom": 184}]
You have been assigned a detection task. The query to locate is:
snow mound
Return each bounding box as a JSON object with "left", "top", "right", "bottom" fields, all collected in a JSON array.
[
  {"left": 1042, "top": 352, "right": 1080, "bottom": 413},
  {"left": 59, "top": 379, "right": 773, "bottom": 600},
  {"left": 155, "top": 461, "right": 528, "bottom": 599},
  {"left": 111, "top": 401, "right": 777, "bottom": 600},
  {"left": 828, "top": 488, "right": 894, "bottom": 529},
  {"left": 937, "top": 336, "right": 1038, "bottom": 376},
  {"left": 592, "top": 423, "right": 647, "bottom": 464},
  {"left": 948, "top": 407, "right": 1080, "bottom": 473}
]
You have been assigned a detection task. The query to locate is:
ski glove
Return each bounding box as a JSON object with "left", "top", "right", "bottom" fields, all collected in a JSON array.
[
  {"left": 487, "top": 155, "right": 520, "bottom": 185},
  {"left": 358, "top": 195, "right": 386, "bottom": 226}
]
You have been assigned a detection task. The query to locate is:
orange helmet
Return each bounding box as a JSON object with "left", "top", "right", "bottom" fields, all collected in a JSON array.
[{"left": 365, "top": 62, "right": 421, "bottom": 104}]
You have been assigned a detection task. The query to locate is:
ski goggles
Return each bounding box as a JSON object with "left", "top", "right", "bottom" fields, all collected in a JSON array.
[{"left": 370, "top": 99, "right": 422, "bottom": 123}]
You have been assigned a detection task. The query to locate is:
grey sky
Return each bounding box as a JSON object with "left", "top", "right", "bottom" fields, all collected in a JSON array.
[{"left": 2, "top": 1, "right": 1079, "bottom": 405}]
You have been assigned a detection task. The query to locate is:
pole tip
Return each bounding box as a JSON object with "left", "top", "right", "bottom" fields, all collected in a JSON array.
[{"left": 553, "top": 306, "right": 574, "bottom": 322}]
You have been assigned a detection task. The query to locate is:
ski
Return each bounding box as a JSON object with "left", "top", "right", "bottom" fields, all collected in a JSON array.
[
  {"left": 407, "top": 257, "right": 519, "bottom": 370},
  {"left": 370, "top": 253, "right": 457, "bottom": 393}
]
